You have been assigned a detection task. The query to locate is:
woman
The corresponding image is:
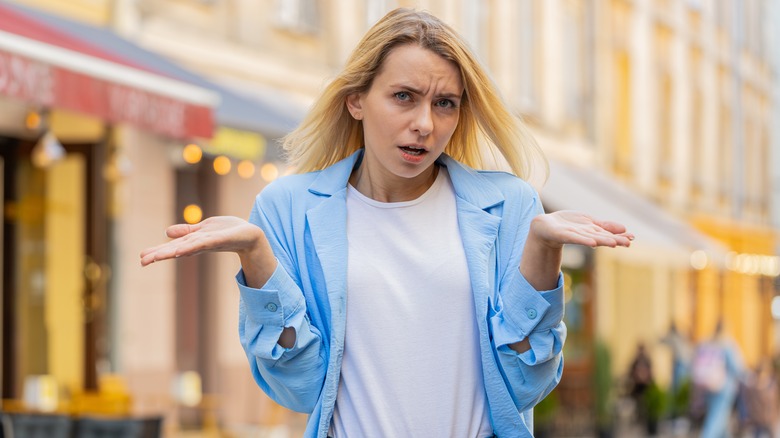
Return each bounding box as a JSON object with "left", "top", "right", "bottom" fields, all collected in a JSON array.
[{"left": 141, "top": 8, "right": 632, "bottom": 437}]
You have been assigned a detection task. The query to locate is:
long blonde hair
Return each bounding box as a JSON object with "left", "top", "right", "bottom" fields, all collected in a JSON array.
[{"left": 282, "top": 7, "right": 546, "bottom": 181}]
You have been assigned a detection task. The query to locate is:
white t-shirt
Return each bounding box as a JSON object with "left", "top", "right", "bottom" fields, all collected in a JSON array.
[{"left": 331, "top": 167, "right": 493, "bottom": 437}]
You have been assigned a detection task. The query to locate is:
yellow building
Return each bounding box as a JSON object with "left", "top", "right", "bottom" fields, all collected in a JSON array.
[
  {"left": 1, "top": 0, "right": 777, "bottom": 436},
  {"left": 595, "top": 0, "right": 777, "bottom": 365}
]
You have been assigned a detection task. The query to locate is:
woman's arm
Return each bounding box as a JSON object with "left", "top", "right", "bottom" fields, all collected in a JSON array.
[{"left": 510, "top": 211, "right": 633, "bottom": 353}]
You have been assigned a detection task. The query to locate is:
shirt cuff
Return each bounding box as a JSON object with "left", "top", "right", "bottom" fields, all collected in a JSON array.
[
  {"left": 236, "top": 260, "right": 305, "bottom": 327},
  {"left": 498, "top": 271, "right": 564, "bottom": 338}
]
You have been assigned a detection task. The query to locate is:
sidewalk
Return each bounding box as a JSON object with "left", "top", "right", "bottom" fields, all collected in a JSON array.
[{"left": 169, "top": 421, "right": 307, "bottom": 438}]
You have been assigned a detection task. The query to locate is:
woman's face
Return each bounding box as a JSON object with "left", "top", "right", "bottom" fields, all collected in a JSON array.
[{"left": 347, "top": 44, "right": 463, "bottom": 186}]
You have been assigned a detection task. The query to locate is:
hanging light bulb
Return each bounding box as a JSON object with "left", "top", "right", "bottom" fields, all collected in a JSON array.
[
  {"left": 31, "top": 131, "right": 66, "bottom": 168},
  {"left": 25, "top": 109, "right": 42, "bottom": 131},
  {"left": 213, "top": 155, "right": 231, "bottom": 175},
  {"left": 182, "top": 143, "right": 202, "bottom": 164},
  {"left": 237, "top": 160, "right": 255, "bottom": 179},
  {"left": 103, "top": 150, "right": 134, "bottom": 182}
]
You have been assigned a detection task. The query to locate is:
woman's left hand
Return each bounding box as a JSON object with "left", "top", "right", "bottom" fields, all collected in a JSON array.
[
  {"left": 520, "top": 210, "right": 632, "bottom": 292},
  {"left": 530, "top": 210, "right": 634, "bottom": 250}
]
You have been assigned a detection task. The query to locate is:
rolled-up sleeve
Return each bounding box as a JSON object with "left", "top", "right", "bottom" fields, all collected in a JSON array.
[
  {"left": 491, "top": 271, "right": 565, "bottom": 364},
  {"left": 489, "top": 271, "right": 566, "bottom": 411},
  {"left": 237, "top": 262, "right": 326, "bottom": 413}
]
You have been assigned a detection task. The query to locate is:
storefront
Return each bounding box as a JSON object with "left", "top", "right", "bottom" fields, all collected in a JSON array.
[
  {"left": 0, "top": 0, "right": 218, "bottom": 410},
  {"left": 690, "top": 216, "right": 779, "bottom": 366},
  {"left": 0, "top": 2, "right": 307, "bottom": 431}
]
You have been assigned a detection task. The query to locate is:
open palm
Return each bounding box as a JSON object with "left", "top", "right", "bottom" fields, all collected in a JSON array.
[
  {"left": 531, "top": 210, "right": 633, "bottom": 249},
  {"left": 139, "top": 216, "right": 266, "bottom": 266}
]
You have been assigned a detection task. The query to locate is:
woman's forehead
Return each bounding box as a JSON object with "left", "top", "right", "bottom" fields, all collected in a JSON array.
[{"left": 374, "top": 44, "right": 463, "bottom": 91}]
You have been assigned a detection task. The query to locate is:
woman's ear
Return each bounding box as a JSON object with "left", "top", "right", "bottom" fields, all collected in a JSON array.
[{"left": 346, "top": 94, "right": 363, "bottom": 120}]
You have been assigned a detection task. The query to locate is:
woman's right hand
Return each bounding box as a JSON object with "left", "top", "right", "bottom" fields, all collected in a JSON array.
[{"left": 140, "top": 216, "right": 277, "bottom": 288}]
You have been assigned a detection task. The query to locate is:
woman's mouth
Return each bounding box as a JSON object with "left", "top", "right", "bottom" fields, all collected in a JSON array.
[
  {"left": 399, "top": 145, "right": 427, "bottom": 163},
  {"left": 399, "top": 146, "right": 425, "bottom": 156}
]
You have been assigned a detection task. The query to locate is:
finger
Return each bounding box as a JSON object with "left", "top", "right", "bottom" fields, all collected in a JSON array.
[
  {"left": 140, "top": 241, "right": 172, "bottom": 259},
  {"left": 166, "top": 223, "right": 202, "bottom": 238},
  {"left": 140, "top": 251, "right": 159, "bottom": 266},
  {"left": 559, "top": 230, "right": 599, "bottom": 248},
  {"left": 593, "top": 219, "right": 627, "bottom": 235},
  {"left": 140, "top": 249, "right": 181, "bottom": 266},
  {"left": 141, "top": 240, "right": 201, "bottom": 266},
  {"left": 588, "top": 234, "right": 618, "bottom": 248},
  {"left": 586, "top": 229, "right": 634, "bottom": 248},
  {"left": 139, "top": 233, "right": 196, "bottom": 259}
]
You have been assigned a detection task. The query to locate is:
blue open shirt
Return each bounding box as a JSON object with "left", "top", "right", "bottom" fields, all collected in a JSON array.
[{"left": 236, "top": 150, "right": 566, "bottom": 437}]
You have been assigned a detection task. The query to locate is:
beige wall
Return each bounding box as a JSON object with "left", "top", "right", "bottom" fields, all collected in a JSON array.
[{"left": 114, "top": 127, "right": 178, "bottom": 414}]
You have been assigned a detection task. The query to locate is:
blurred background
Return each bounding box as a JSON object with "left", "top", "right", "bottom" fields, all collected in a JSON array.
[{"left": 0, "top": 0, "right": 778, "bottom": 437}]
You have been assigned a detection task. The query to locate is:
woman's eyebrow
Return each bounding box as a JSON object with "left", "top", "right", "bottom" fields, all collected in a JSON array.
[{"left": 390, "top": 83, "right": 461, "bottom": 99}]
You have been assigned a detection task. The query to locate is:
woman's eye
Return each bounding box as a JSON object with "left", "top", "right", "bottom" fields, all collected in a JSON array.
[
  {"left": 394, "top": 92, "right": 411, "bottom": 101},
  {"left": 436, "top": 99, "right": 456, "bottom": 109}
]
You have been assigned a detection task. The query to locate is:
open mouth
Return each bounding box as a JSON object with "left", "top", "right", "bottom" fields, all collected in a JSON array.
[{"left": 399, "top": 146, "right": 426, "bottom": 156}]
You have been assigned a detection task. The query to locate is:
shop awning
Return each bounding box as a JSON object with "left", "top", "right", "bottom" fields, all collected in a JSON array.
[
  {"left": 0, "top": 1, "right": 218, "bottom": 140},
  {"left": 541, "top": 158, "right": 730, "bottom": 267},
  {"left": 1, "top": 1, "right": 301, "bottom": 147}
]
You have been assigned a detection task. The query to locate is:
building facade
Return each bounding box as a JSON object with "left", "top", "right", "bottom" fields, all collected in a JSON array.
[{"left": 1, "top": 0, "right": 777, "bottom": 435}]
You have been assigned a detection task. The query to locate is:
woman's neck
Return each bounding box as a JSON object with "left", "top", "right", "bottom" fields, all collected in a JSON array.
[{"left": 349, "top": 163, "right": 439, "bottom": 203}]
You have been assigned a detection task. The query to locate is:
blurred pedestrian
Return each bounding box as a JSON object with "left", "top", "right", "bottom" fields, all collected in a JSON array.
[
  {"left": 690, "top": 320, "right": 744, "bottom": 438},
  {"left": 738, "top": 359, "right": 778, "bottom": 437},
  {"left": 140, "top": 8, "right": 633, "bottom": 438},
  {"left": 660, "top": 322, "right": 691, "bottom": 396},
  {"left": 627, "top": 342, "right": 654, "bottom": 431},
  {"left": 660, "top": 322, "right": 692, "bottom": 423}
]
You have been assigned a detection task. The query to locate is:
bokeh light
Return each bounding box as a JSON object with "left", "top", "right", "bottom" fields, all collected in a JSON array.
[
  {"left": 237, "top": 160, "right": 256, "bottom": 179},
  {"left": 183, "top": 204, "right": 203, "bottom": 224},
  {"left": 260, "top": 162, "right": 279, "bottom": 182},
  {"left": 25, "top": 110, "right": 41, "bottom": 130},
  {"left": 213, "top": 155, "right": 231, "bottom": 175},
  {"left": 690, "top": 250, "right": 708, "bottom": 270},
  {"left": 182, "top": 143, "right": 203, "bottom": 164}
]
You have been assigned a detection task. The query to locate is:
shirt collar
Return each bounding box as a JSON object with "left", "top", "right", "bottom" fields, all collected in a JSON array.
[{"left": 307, "top": 149, "right": 506, "bottom": 210}]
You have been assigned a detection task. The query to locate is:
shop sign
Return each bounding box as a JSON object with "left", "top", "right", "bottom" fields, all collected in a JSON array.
[
  {"left": 203, "top": 127, "right": 266, "bottom": 161},
  {"left": 0, "top": 49, "right": 213, "bottom": 139}
]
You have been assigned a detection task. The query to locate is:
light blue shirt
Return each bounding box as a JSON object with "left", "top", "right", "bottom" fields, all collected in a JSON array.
[{"left": 236, "top": 150, "right": 566, "bottom": 437}]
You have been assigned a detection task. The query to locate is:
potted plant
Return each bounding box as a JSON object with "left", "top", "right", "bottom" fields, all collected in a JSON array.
[{"left": 594, "top": 341, "right": 616, "bottom": 438}]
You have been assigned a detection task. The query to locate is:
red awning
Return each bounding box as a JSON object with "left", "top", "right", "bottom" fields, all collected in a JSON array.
[{"left": 0, "top": 3, "right": 216, "bottom": 140}]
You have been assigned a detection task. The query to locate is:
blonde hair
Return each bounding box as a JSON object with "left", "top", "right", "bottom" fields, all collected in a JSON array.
[{"left": 282, "top": 8, "right": 546, "bottom": 181}]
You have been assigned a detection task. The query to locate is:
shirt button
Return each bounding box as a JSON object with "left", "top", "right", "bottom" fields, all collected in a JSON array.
[
  {"left": 526, "top": 308, "right": 537, "bottom": 319},
  {"left": 265, "top": 303, "right": 278, "bottom": 312}
]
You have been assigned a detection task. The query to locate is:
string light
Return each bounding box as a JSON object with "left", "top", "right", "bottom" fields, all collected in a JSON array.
[
  {"left": 183, "top": 204, "right": 203, "bottom": 224},
  {"left": 260, "top": 162, "right": 279, "bottom": 182},
  {"left": 31, "top": 131, "right": 66, "bottom": 168},
  {"left": 182, "top": 144, "right": 202, "bottom": 164},
  {"left": 213, "top": 156, "right": 231, "bottom": 175},
  {"left": 25, "top": 110, "right": 42, "bottom": 130},
  {"left": 237, "top": 160, "right": 255, "bottom": 179}
]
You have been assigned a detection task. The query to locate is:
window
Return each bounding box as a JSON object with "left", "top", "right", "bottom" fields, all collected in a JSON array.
[
  {"left": 610, "top": 0, "right": 633, "bottom": 178},
  {"left": 690, "top": 48, "right": 704, "bottom": 204},
  {"left": 275, "top": 0, "right": 320, "bottom": 35},
  {"left": 612, "top": 50, "right": 633, "bottom": 178},
  {"left": 655, "top": 25, "right": 673, "bottom": 197},
  {"left": 717, "top": 68, "right": 733, "bottom": 212},
  {"left": 461, "top": 0, "right": 486, "bottom": 56},
  {"left": 562, "top": 0, "right": 593, "bottom": 138},
  {"left": 365, "top": 0, "right": 397, "bottom": 28},
  {"left": 516, "top": 0, "right": 540, "bottom": 115}
]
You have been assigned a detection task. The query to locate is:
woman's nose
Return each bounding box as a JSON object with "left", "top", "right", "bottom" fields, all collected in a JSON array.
[{"left": 411, "top": 105, "right": 433, "bottom": 136}]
